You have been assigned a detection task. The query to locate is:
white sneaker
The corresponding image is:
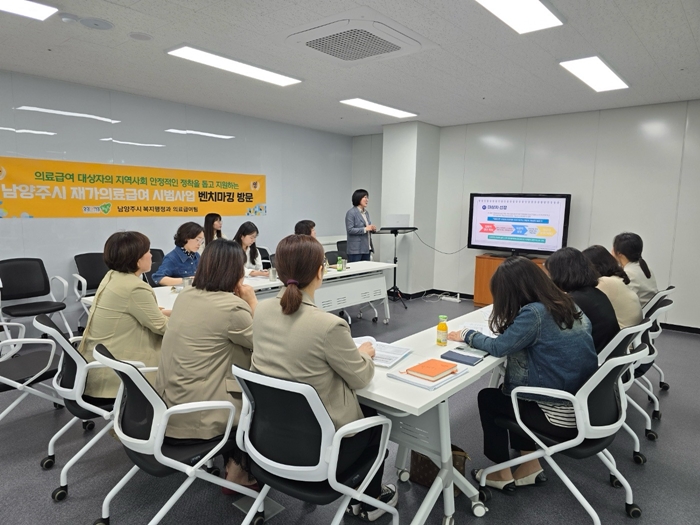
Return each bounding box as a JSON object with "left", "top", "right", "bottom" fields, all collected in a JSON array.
[{"left": 357, "top": 484, "right": 398, "bottom": 522}]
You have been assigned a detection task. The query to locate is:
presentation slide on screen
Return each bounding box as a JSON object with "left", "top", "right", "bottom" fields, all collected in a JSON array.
[{"left": 470, "top": 196, "right": 567, "bottom": 252}]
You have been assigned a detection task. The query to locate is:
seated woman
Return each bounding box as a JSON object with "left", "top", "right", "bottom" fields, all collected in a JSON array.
[
  {"left": 152, "top": 222, "right": 204, "bottom": 286},
  {"left": 294, "top": 219, "right": 316, "bottom": 237},
  {"left": 199, "top": 212, "right": 226, "bottom": 254},
  {"left": 233, "top": 221, "right": 268, "bottom": 277},
  {"left": 545, "top": 247, "right": 620, "bottom": 354},
  {"left": 583, "top": 245, "right": 643, "bottom": 329},
  {"left": 448, "top": 256, "right": 596, "bottom": 491},
  {"left": 79, "top": 231, "right": 169, "bottom": 399},
  {"left": 251, "top": 235, "right": 397, "bottom": 521},
  {"left": 155, "top": 240, "right": 257, "bottom": 491},
  {"left": 612, "top": 232, "right": 658, "bottom": 306}
]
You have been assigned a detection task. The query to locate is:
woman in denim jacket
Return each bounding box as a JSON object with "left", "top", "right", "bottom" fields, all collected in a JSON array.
[{"left": 448, "top": 256, "right": 596, "bottom": 492}]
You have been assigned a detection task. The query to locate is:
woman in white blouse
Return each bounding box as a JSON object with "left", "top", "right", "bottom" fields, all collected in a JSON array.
[
  {"left": 233, "top": 221, "right": 268, "bottom": 277},
  {"left": 612, "top": 232, "right": 658, "bottom": 306}
]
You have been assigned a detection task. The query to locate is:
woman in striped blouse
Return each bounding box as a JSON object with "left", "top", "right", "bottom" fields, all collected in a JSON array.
[{"left": 448, "top": 256, "right": 597, "bottom": 492}]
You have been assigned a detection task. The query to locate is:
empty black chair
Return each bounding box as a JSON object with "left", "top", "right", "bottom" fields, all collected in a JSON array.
[
  {"left": 73, "top": 253, "right": 109, "bottom": 329},
  {"left": 33, "top": 315, "right": 115, "bottom": 502},
  {"left": 150, "top": 248, "right": 165, "bottom": 265},
  {"left": 0, "top": 258, "right": 72, "bottom": 341},
  {"left": 325, "top": 250, "right": 340, "bottom": 264},
  {"left": 336, "top": 240, "right": 347, "bottom": 260}
]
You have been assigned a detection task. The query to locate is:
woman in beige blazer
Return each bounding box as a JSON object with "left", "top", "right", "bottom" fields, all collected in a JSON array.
[
  {"left": 251, "top": 235, "right": 398, "bottom": 522},
  {"left": 155, "top": 240, "right": 257, "bottom": 490},
  {"left": 78, "top": 232, "right": 169, "bottom": 400}
]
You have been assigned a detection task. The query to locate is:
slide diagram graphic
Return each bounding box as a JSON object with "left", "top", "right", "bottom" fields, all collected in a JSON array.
[{"left": 470, "top": 197, "right": 567, "bottom": 252}]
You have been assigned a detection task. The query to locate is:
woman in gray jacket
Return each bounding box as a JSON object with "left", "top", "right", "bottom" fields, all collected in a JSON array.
[{"left": 345, "top": 189, "right": 376, "bottom": 262}]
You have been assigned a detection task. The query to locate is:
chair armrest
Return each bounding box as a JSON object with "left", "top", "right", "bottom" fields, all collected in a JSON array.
[
  {"left": 50, "top": 275, "right": 69, "bottom": 303},
  {"left": 509, "top": 386, "right": 585, "bottom": 456},
  {"left": 154, "top": 401, "right": 236, "bottom": 476},
  {"left": 327, "top": 415, "right": 392, "bottom": 497},
  {"left": 72, "top": 273, "right": 87, "bottom": 301},
  {"left": 69, "top": 336, "right": 83, "bottom": 345},
  {"left": 0, "top": 322, "right": 26, "bottom": 340},
  {"left": 70, "top": 361, "right": 113, "bottom": 419},
  {"left": 0, "top": 339, "right": 57, "bottom": 386},
  {"left": 133, "top": 365, "right": 156, "bottom": 373}
]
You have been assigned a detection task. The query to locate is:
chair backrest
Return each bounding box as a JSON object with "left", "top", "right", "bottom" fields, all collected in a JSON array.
[
  {"left": 0, "top": 258, "right": 50, "bottom": 300},
  {"left": 150, "top": 249, "right": 165, "bottom": 265},
  {"left": 325, "top": 250, "right": 340, "bottom": 263},
  {"left": 577, "top": 344, "right": 649, "bottom": 438},
  {"left": 233, "top": 365, "right": 336, "bottom": 483},
  {"left": 269, "top": 254, "right": 276, "bottom": 268},
  {"left": 597, "top": 318, "right": 652, "bottom": 365},
  {"left": 336, "top": 240, "right": 347, "bottom": 258},
  {"left": 642, "top": 285, "right": 675, "bottom": 317},
  {"left": 93, "top": 344, "right": 166, "bottom": 454},
  {"left": 74, "top": 253, "right": 109, "bottom": 292},
  {"left": 33, "top": 314, "right": 88, "bottom": 399},
  {"left": 641, "top": 298, "right": 674, "bottom": 344},
  {"left": 144, "top": 260, "right": 163, "bottom": 288},
  {"left": 258, "top": 246, "right": 271, "bottom": 269}
]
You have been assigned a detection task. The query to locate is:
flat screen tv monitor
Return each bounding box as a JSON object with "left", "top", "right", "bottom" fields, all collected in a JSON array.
[{"left": 468, "top": 193, "right": 571, "bottom": 256}]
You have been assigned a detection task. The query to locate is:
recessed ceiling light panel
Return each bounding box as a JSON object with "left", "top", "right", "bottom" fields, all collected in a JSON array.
[
  {"left": 0, "top": 126, "right": 56, "bottom": 135},
  {"left": 168, "top": 46, "right": 301, "bottom": 87},
  {"left": 100, "top": 138, "right": 165, "bottom": 148},
  {"left": 340, "top": 98, "right": 416, "bottom": 118},
  {"left": 475, "top": 0, "right": 563, "bottom": 34},
  {"left": 0, "top": 0, "right": 57, "bottom": 21},
  {"left": 560, "top": 56, "right": 628, "bottom": 92}
]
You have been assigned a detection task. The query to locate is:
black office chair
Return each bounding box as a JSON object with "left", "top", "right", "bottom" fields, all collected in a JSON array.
[
  {"left": 258, "top": 246, "right": 272, "bottom": 270},
  {"left": 33, "top": 315, "right": 115, "bottom": 502},
  {"left": 269, "top": 253, "right": 276, "bottom": 269},
  {"left": 0, "top": 321, "right": 62, "bottom": 424},
  {"left": 325, "top": 250, "right": 340, "bottom": 264},
  {"left": 336, "top": 240, "right": 347, "bottom": 260},
  {"left": 144, "top": 260, "right": 163, "bottom": 288},
  {"left": 232, "top": 365, "right": 397, "bottom": 525},
  {"left": 91, "top": 344, "right": 259, "bottom": 525},
  {"left": 477, "top": 346, "right": 649, "bottom": 522},
  {"left": 640, "top": 286, "right": 675, "bottom": 390},
  {"left": 73, "top": 253, "right": 109, "bottom": 330},
  {"left": 0, "top": 258, "right": 73, "bottom": 344},
  {"left": 150, "top": 248, "right": 165, "bottom": 264}
]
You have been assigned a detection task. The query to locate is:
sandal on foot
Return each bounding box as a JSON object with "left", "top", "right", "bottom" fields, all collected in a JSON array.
[
  {"left": 471, "top": 468, "right": 516, "bottom": 493},
  {"left": 515, "top": 469, "right": 547, "bottom": 487}
]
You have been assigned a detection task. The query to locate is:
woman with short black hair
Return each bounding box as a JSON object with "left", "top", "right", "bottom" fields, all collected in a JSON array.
[
  {"left": 152, "top": 222, "right": 204, "bottom": 286},
  {"left": 294, "top": 219, "right": 316, "bottom": 237},
  {"left": 583, "top": 245, "right": 642, "bottom": 329},
  {"left": 156, "top": 240, "right": 258, "bottom": 491},
  {"left": 78, "top": 231, "right": 169, "bottom": 399},
  {"left": 233, "top": 221, "right": 268, "bottom": 277},
  {"left": 546, "top": 247, "right": 620, "bottom": 353},
  {"left": 612, "top": 232, "right": 658, "bottom": 306},
  {"left": 345, "top": 189, "right": 376, "bottom": 262},
  {"left": 448, "top": 256, "right": 596, "bottom": 492}
]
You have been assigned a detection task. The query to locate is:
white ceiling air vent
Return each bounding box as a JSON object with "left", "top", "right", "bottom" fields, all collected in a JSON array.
[{"left": 285, "top": 6, "right": 435, "bottom": 67}]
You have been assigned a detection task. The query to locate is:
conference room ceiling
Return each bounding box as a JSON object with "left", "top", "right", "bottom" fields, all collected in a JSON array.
[{"left": 1, "top": 0, "right": 699, "bottom": 136}]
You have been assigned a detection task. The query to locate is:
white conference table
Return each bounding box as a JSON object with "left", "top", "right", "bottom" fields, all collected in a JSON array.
[
  {"left": 356, "top": 308, "right": 506, "bottom": 524},
  {"left": 82, "top": 261, "right": 396, "bottom": 322}
]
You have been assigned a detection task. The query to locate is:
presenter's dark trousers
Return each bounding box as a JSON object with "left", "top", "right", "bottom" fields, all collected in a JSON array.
[
  {"left": 478, "top": 388, "right": 577, "bottom": 464},
  {"left": 348, "top": 253, "right": 371, "bottom": 262}
]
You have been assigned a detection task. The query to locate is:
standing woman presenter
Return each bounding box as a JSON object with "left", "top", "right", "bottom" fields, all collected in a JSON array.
[{"left": 345, "top": 189, "right": 376, "bottom": 262}]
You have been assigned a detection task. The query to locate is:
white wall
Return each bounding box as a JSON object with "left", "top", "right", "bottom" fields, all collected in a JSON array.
[
  {"left": 0, "top": 70, "right": 353, "bottom": 328},
  {"left": 433, "top": 100, "right": 699, "bottom": 328}
]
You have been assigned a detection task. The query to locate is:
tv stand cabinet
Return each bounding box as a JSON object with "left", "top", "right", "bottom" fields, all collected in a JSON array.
[{"left": 474, "top": 254, "right": 547, "bottom": 307}]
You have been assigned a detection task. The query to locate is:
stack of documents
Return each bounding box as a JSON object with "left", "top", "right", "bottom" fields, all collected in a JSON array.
[{"left": 353, "top": 336, "right": 412, "bottom": 368}]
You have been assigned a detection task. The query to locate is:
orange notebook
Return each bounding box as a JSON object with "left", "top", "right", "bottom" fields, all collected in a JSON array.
[{"left": 405, "top": 359, "right": 458, "bottom": 382}]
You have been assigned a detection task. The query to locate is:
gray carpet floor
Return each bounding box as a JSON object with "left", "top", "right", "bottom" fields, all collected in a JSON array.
[{"left": 1, "top": 296, "right": 698, "bottom": 524}]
